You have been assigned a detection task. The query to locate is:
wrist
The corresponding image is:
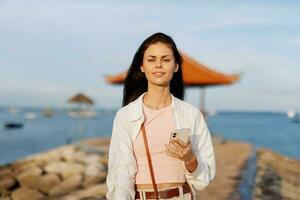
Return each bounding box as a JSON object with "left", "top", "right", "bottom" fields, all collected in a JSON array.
[{"left": 185, "top": 154, "right": 196, "bottom": 164}]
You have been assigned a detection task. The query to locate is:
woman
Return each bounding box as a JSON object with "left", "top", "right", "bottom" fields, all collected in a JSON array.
[{"left": 106, "top": 32, "right": 215, "bottom": 200}]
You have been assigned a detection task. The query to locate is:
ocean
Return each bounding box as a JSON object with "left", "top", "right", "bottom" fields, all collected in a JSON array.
[{"left": 0, "top": 107, "right": 299, "bottom": 165}]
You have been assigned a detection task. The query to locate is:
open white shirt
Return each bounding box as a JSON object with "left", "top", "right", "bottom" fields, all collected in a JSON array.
[{"left": 106, "top": 92, "right": 216, "bottom": 199}]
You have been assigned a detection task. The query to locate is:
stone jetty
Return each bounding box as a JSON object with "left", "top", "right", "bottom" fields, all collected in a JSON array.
[
  {"left": 0, "top": 138, "right": 110, "bottom": 200},
  {"left": 1, "top": 137, "right": 300, "bottom": 200},
  {"left": 254, "top": 149, "right": 300, "bottom": 200}
]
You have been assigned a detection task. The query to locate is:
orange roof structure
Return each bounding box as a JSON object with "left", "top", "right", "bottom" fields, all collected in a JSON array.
[{"left": 105, "top": 51, "right": 240, "bottom": 87}]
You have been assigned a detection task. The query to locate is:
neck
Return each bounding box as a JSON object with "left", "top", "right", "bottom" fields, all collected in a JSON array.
[{"left": 143, "top": 85, "right": 171, "bottom": 110}]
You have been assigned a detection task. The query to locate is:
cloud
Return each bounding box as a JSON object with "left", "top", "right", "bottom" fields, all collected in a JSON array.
[
  {"left": 0, "top": 0, "right": 299, "bottom": 111},
  {"left": 288, "top": 38, "right": 300, "bottom": 47}
]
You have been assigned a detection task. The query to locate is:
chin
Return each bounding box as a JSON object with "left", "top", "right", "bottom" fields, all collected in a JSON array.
[{"left": 150, "top": 80, "right": 170, "bottom": 87}]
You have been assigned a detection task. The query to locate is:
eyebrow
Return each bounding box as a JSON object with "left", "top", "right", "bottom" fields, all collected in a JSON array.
[{"left": 147, "top": 55, "right": 171, "bottom": 58}]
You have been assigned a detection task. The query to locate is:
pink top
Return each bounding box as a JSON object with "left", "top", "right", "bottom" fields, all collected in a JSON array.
[{"left": 133, "top": 101, "right": 186, "bottom": 184}]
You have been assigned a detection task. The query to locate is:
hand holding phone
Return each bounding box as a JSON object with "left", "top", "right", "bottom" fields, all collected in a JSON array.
[{"left": 169, "top": 128, "right": 191, "bottom": 144}]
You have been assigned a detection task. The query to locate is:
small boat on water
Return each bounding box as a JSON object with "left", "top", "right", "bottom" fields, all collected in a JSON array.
[
  {"left": 24, "top": 112, "right": 37, "bottom": 120},
  {"left": 68, "top": 109, "right": 97, "bottom": 118},
  {"left": 7, "top": 107, "right": 19, "bottom": 114},
  {"left": 43, "top": 108, "right": 55, "bottom": 117},
  {"left": 286, "top": 110, "right": 300, "bottom": 123},
  {"left": 4, "top": 122, "right": 24, "bottom": 129}
]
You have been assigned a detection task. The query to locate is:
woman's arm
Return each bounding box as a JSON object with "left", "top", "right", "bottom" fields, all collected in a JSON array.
[
  {"left": 106, "top": 110, "right": 137, "bottom": 200},
  {"left": 184, "top": 111, "right": 216, "bottom": 191},
  {"left": 185, "top": 153, "right": 198, "bottom": 173}
]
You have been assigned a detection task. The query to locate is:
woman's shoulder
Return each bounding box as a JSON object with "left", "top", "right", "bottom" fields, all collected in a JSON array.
[{"left": 176, "top": 98, "right": 201, "bottom": 116}]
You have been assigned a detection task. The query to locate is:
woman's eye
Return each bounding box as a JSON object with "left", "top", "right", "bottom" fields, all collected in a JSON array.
[
  {"left": 148, "top": 59, "right": 155, "bottom": 62},
  {"left": 164, "top": 59, "right": 170, "bottom": 62}
]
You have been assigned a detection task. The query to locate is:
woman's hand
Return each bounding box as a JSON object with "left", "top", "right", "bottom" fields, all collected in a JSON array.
[
  {"left": 164, "top": 138, "right": 195, "bottom": 162},
  {"left": 165, "top": 138, "right": 198, "bottom": 173}
]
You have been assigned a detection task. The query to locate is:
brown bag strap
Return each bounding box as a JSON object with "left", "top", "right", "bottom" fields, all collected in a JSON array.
[{"left": 141, "top": 123, "right": 159, "bottom": 200}]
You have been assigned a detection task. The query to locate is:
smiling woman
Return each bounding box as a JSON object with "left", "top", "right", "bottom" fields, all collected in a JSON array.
[
  {"left": 106, "top": 32, "right": 215, "bottom": 200},
  {"left": 140, "top": 42, "right": 178, "bottom": 90}
]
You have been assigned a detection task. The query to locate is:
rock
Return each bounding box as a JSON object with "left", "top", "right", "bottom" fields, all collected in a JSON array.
[
  {"left": 80, "top": 155, "right": 102, "bottom": 164},
  {"left": 11, "top": 187, "right": 45, "bottom": 200},
  {"left": 0, "top": 167, "right": 13, "bottom": 179},
  {"left": 254, "top": 148, "right": 300, "bottom": 199},
  {"left": 80, "top": 138, "right": 110, "bottom": 147},
  {"left": 24, "top": 149, "right": 64, "bottom": 167},
  {"left": 17, "top": 173, "right": 60, "bottom": 193},
  {"left": 39, "top": 174, "right": 61, "bottom": 193},
  {"left": 84, "top": 163, "right": 105, "bottom": 177},
  {"left": 11, "top": 161, "right": 38, "bottom": 173},
  {"left": 44, "top": 162, "right": 85, "bottom": 179},
  {"left": 0, "top": 138, "right": 112, "bottom": 199},
  {"left": 48, "top": 174, "right": 82, "bottom": 197},
  {"left": 99, "top": 156, "right": 108, "bottom": 166},
  {"left": 0, "top": 176, "right": 15, "bottom": 191},
  {"left": 60, "top": 183, "right": 107, "bottom": 200},
  {"left": 60, "top": 146, "right": 76, "bottom": 161},
  {"left": 16, "top": 167, "right": 42, "bottom": 180},
  {"left": 76, "top": 183, "right": 107, "bottom": 198},
  {"left": 64, "top": 151, "right": 87, "bottom": 163},
  {"left": 0, "top": 196, "right": 12, "bottom": 200},
  {"left": 83, "top": 172, "right": 106, "bottom": 188}
]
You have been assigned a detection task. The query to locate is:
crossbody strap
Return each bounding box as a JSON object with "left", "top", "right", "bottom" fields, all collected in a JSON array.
[{"left": 141, "top": 123, "right": 159, "bottom": 200}]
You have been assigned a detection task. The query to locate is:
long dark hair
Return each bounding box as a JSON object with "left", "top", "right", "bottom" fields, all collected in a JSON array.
[{"left": 122, "top": 32, "right": 184, "bottom": 107}]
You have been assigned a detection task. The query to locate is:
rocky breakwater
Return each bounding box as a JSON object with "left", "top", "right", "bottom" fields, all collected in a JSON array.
[
  {"left": 254, "top": 149, "right": 300, "bottom": 200},
  {"left": 0, "top": 138, "right": 110, "bottom": 200},
  {"left": 1, "top": 136, "right": 300, "bottom": 200}
]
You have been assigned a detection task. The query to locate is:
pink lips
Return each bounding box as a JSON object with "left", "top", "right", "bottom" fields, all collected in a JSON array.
[{"left": 152, "top": 72, "right": 165, "bottom": 77}]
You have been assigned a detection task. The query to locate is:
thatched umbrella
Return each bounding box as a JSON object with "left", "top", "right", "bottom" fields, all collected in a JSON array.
[
  {"left": 68, "top": 93, "right": 94, "bottom": 105},
  {"left": 67, "top": 93, "right": 95, "bottom": 142},
  {"left": 105, "top": 51, "right": 240, "bottom": 114}
]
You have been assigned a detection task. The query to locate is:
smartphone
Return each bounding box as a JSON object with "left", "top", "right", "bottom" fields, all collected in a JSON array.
[{"left": 169, "top": 128, "right": 191, "bottom": 144}]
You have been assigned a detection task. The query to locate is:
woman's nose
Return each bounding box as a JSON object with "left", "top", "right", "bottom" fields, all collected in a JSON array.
[{"left": 155, "top": 61, "right": 163, "bottom": 68}]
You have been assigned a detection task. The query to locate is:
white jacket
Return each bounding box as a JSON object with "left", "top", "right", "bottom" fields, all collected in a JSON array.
[{"left": 106, "top": 92, "right": 216, "bottom": 199}]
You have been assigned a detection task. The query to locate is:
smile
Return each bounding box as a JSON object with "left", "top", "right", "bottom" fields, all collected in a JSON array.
[{"left": 152, "top": 72, "right": 165, "bottom": 77}]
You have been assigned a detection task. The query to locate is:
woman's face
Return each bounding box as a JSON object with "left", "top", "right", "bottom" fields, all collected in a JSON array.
[{"left": 141, "top": 42, "right": 178, "bottom": 87}]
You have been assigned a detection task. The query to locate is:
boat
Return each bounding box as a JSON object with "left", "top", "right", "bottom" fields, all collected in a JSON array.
[
  {"left": 24, "top": 112, "right": 37, "bottom": 119},
  {"left": 4, "top": 122, "right": 24, "bottom": 129},
  {"left": 7, "top": 107, "right": 19, "bottom": 114},
  {"left": 286, "top": 110, "right": 300, "bottom": 123},
  {"left": 207, "top": 109, "right": 217, "bottom": 117},
  {"left": 68, "top": 109, "right": 97, "bottom": 118},
  {"left": 43, "top": 108, "right": 54, "bottom": 117}
]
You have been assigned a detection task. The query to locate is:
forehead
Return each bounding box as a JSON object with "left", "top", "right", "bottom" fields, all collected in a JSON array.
[{"left": 144, "top": 42, "right": 173, "bottom": 56}]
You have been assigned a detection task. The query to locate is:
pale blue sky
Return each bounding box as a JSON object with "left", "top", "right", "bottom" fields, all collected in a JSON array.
[{"left": 0, "top": 0, "right": 299, "bottom": 111}]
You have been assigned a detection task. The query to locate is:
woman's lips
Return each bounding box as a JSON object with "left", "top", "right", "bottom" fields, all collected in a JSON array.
[{"left": 152, "top": 72, "right": 165, "bottom": 77}]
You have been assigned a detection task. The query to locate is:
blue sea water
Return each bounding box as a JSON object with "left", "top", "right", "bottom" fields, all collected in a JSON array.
[
  {"left": 208, "top": 111, "right": 300, "bottom": 160},
  {"left": 0, "top": 107, "right": 299, "bottom": 165}
]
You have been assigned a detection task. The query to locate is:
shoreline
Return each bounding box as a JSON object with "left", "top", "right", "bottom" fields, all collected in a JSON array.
[{"left": 0, "top": 136, "right": 299, "bottom": 199}]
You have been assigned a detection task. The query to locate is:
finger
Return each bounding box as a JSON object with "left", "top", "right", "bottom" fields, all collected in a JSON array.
[
  {"left": 169, "top": 140, "right": 184, "bottom": 151},
  {"left": 172, "top": 138, "right": 188, "bottom": 148},
  {"left": 165, "top": 144, "right": 184, "bottom": 159},
  {"left": 169, "top": 143, "right": 185, "bottom": 156},
  {"left": 170, "top": 144, "right": 185, "bottom": 157},
  {"left": 169, "top": 146, "right": 186, "bottom": 158},
  {"left": 168, "top": 145, "right": 180, "bottom": 155},
  {"left": 166, "top": 150, "right": 181, "bottom": 159}
]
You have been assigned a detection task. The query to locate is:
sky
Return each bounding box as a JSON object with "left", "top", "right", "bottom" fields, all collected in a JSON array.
[{"left": 0, "top": 0, "right": 299, "bottom": 111}]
